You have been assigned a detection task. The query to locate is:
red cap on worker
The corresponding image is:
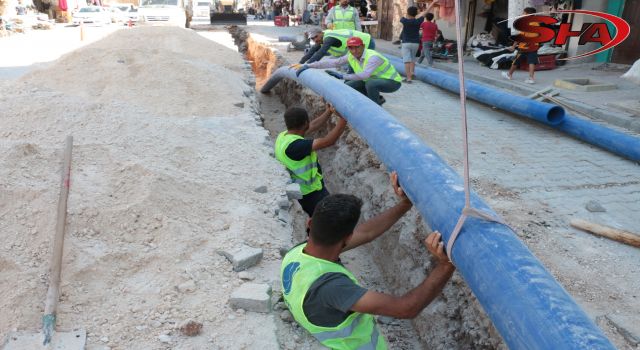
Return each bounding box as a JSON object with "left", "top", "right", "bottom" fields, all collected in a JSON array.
[{"left": 346, "top": 37, "right": 364, "bottom": 47}]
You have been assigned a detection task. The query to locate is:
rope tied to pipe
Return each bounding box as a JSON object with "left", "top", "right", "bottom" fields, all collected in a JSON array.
[{"left": 445, "top": 0, "right": 511, "bottom": 261}]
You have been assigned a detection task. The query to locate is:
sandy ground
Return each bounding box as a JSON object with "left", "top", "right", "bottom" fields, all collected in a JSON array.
[{"left": 0, "top": 26, "right": 295, "bottom": 349}]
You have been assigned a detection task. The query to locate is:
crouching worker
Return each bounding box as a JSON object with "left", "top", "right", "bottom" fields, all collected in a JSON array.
[
  {"left": 293, "top": 37, "right": 402, "bottom": 105},
  {"left": 281, "top": 172, "right": 456, "bottom": 349},
  {"left": 275, "top": 105, "right": 347, "bottom": 217}
]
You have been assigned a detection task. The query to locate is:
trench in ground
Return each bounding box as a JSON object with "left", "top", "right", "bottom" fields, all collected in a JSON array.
[{"left": 227, "top": 26, "right": 506, "bottom": 350}]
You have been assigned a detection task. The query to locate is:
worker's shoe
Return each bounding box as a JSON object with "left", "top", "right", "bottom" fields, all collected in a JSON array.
[
  {"left": 524, "top": 78, "right": 535, "bottom": 84},
  {"left": 501, "top": 72, "right": 512, "bottom": 80}
]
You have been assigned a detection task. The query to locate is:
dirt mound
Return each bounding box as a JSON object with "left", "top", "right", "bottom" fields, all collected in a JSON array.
[
  {"left": 0, "top": 27, "right": 290, "bottom": 349},
  {"left": 21, "top": 26, "right": 250, "bottom": 117}
]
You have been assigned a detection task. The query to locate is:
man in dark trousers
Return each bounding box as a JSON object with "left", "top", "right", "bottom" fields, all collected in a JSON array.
[
  {"left": 281, "top": 172, "right": 456, "bottom": 349},
  {"left": 294, "top": 36, "right": 402, "bottom": 105},
  {"left": 274, "top": 105, "right": 347, "bottom": 217},
  {"left": 300, "top": 28, "right": 375, "bottom": 64}
]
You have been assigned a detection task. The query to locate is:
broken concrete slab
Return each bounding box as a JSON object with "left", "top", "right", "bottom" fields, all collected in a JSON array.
[
  {"left": 219, "top": 245, "right": 263, "bottom": 272},
  {"left": 605, "top": 314, "right": 640, "bottom": 346},
  {"left": 229, "top": 283, "right": 272, "bottom": 313},
  {"left": 285, "top": 183, "right": 302, "bottom": 200}
]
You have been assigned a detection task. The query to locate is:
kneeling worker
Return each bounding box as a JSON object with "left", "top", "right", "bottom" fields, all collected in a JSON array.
[
  {"left": 275, "top": 105, "right": 347, "bottom": 217},
  {"left": 300, "top": 28, "right": 375, "bottom": 64},
  {"left": 294, "top": 37, "right": 402, "bottom": 105},
  {"left": 281, "top": 173, "right": 455, "bottom": 349}
]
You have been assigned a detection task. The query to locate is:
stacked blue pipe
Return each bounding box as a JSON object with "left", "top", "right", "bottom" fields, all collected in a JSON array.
[
  {"left": 261, "top": 67, "right": 615, "bottom": 349},
  {"left": 386, "top": 55, "right": 640, "bottom": 162}
]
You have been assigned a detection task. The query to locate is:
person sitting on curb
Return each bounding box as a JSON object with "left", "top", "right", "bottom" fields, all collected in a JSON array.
[
  {"left": 281, "top": 172, "right": 456, "bottom": 350},
  {"left": 275, "top": 105, "right": 347, "bottom": 217},
  {"left": 300, "top": 28, "right": 375, "bottom": 64},
  {"left": 293, "top": 36, "right": 402, "bottom": 106}
]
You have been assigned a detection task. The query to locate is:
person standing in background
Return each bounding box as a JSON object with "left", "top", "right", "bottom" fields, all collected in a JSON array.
[
  {"left": 325, "top": 0, "right": 361, "bottom": 30},
  {"left": 400, "top": 1, "right": 437, "bottom": 82},
  {"left": 417, "top": 11, "right": 438, "bottom": 66}
]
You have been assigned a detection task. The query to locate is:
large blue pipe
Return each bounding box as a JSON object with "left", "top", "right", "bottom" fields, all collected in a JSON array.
[
  {"left": 261, "top": 67, "right": 615, "bottom": 349},
  {"left": 387, "top": 55, "right": 640, "bottom": 162}
]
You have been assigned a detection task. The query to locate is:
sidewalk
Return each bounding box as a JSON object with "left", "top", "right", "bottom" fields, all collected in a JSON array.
[{"left": 373, "top": 39, "right": 640, "bottom": 134}]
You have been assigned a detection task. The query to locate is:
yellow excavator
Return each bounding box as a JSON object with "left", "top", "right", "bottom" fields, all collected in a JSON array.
[{"left": 210, "top": 0, "right": 246, "bottom": 25}]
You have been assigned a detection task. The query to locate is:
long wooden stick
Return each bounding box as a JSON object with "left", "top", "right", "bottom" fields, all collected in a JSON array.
[
  {"left": 570, "top": 219, "right": 640, "bottom": 248},
  {"left": 43, "top": 136, "right": 73, "bottom": 345}
]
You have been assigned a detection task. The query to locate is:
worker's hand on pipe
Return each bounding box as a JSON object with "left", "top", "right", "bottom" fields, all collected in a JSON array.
[
  {"left": 295, "top": 65, "right": 310, "bottom": 77},
  {"left": 335, "top": 115, "right": 347, "bottom": 127},
  {"left": 326, "top": 70, "right": 344, "bottom": 80},
  {"left": 390, "top": 171, "right": 408, "bottom": 202},
  {"left": 424, "top": 232, "right": 451, "bottom": 264}
]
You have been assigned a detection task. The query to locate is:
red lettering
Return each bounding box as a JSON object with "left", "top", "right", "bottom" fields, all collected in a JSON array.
[
  {"left": 554, "top": 23, "right": 591, "bottom": 45},
  {"left": 579, "top": 23, "right": 613, "bottom": 45},
  {"left": 513, "top": 15, "right": 557, "bottom": 44}
]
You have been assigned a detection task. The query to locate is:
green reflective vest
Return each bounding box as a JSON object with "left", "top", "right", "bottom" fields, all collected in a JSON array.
[
  {"left": 348, "top": 49, "right": 402, "bottom": 83},
  {"left": 332, "top": 6, "right": 357, "bottom": 30},
  {"left": 324, "top": 29, "right": 371, "bottom": 57},
  {"left": 274, "top": 131, "right": 323, "bottom": 195},
  {"left": 281, "top": 244, "right": 387, "bottom": 349}
]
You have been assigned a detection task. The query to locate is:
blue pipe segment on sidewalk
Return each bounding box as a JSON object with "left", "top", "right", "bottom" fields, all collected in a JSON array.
[
  {"left": 386, "top": 55, "right": 640, "bottom": 162},
  {"left": 261, "top": 66, "right": 615, "bottom": 349}
]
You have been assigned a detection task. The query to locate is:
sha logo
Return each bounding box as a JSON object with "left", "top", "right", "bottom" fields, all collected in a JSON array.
[{"left": 513, "top": 10, "right": 631, "bottom": 60}]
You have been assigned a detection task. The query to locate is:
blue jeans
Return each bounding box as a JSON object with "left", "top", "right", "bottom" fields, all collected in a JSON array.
[
  {"left": 418, "top": 41, "right": 433, "bottom": 65},
  {"left": 368, "top": 38, "right": 376, "bottom": 50},
  {"left": 345, "top": 79, "right": 401, "bottom": 104}
]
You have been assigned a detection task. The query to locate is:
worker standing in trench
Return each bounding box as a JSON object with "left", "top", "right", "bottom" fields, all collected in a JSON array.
[
  {"left": 281, "top": 173, "right": 455, "bottom": 349},
  {"left": 275, "top": 104, "right": 347, "bottom": 217}
]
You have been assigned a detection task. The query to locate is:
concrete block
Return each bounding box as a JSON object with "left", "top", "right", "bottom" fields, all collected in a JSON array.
[
  {"left": 285, "top": 183, "right": 302, "bottom": 200},
  {"left": 278, "top": 209, "right": 291, "bottom": 224},
  {"left": 220, "top": 245, "right": 263, "bottom": 272},
  {"left": 554, "top": 78, "right": 617, "bottom": 92},
  {"left": 229, "top": 283, "right": 272, "bottom": 313},
  {"left": 277, "top": 196, "right": 291, "bottom": 209}
]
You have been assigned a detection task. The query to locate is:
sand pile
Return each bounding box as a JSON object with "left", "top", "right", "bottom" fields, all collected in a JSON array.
[
  {"left": 0, "top": 26, "right": 292, "bottom": 349},
  {"left": 21, "top": 26, "right": 251, "bottom": 118}
]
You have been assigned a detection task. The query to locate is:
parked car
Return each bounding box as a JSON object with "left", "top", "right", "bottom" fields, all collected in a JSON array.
[
  {"left": 193, "top": 0, "right": 211, "bottom": 18},
  {"left": 107, "top": 7, "right": 128, "bottom": 23},
  {"left": 72, "top": 6, "right": 111, "bottom": 26}
]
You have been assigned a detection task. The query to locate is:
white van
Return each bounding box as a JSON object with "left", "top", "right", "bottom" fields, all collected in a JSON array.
[
  {"left": 193, "top": 0, "right": 212, "bottom": 18},
  {"left": 137, "top": 0, "right": 193, "bottom": 27}
]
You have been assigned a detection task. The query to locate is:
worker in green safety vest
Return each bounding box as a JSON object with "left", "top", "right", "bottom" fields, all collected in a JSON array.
[
  {"left": 281, "top": 172, "right": 456, "bottom": 350},
  {"left": 294, "top": 36, "right": 402, "bottom": 105},
  {"left": 299, "top": 28, "right": 375, "bottom": 64},
  {"left": 274, "top": 104, "right": 347, "bottom": 217},
  {"left": 325, "top": 0, "right": 360, "bottom": 30}
]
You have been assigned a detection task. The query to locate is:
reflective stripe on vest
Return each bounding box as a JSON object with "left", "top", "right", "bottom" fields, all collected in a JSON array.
[
  {"left": 325, "top": 29, "right": 371, "bottom": 57},
  {"left": 281, "top": 244, "right": 387, "bottom": 349},
  {"left": 274, "top": 131, "right": 323, "bottom": 195},
  {"left": 333, "top": 6, "right": 356, "bottom": 30},
  {"left": 348, "top": 49, "right": 402, "bottom": 83}
]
